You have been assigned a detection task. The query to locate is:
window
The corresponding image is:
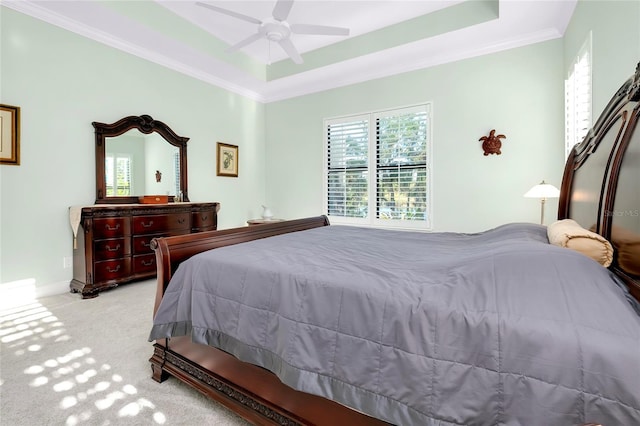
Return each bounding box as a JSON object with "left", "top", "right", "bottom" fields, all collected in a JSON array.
[
  {"left": 174, "top": 151, "right": 181, "bottom": 196},
  {"left": 565, "top": 33, "right": 592, "bottom": 159},
  {"left": 105, "top": 154, "right": 132, "bottom": 196},
  {"left": 323, "top": 104, "right": 431, "bottom": 230}
]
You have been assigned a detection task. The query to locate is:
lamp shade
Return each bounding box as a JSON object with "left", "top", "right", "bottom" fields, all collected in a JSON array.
[{"left": 524, "top": 181, "right": 560, "bottom": 199}]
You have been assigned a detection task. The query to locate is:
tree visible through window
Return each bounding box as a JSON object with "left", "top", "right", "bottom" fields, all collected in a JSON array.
[{"left": 324, "top": 104, "right": 431, "bottom": 229}]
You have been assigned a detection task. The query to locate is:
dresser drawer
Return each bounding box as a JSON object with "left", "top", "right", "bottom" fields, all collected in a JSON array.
[
  {"left": 133, "top": 230, "right": 189, "bottom": 254},
  {"left": 133, "top": 253, "right": 157, "bottom": 275},
  {"left": 73, "top": 202, "right": 218, "bottom": 298},
  {"left": 192, "top": 210, "right": 215, "bottom": 229},
  {"left": 133, "top": 213, "right": 190, "bottom": 234},
  {"left": 93, "top": 217, "right": 130, "bottom": 239},
  {"left": 93, "top": 258, "right": 131, "bottom": 283},
  {"left": 94, "top": 238, "right": 131, "bottom": 260},
  {"left": 133, "top": 234, "right": 161, "bottom": 255}
]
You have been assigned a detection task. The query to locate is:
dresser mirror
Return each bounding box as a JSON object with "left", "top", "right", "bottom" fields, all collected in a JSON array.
[{"left": 94, "top": 115, "right": 189, "bottom": 204}]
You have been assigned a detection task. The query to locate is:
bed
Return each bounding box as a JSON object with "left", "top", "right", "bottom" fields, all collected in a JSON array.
[{"left": 148, "top": 63, "right": 640, "bottom": 425}]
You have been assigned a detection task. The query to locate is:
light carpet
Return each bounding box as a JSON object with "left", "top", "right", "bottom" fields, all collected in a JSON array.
[{"left": 0, "top": 279, "right": 250, "bottom": 426}]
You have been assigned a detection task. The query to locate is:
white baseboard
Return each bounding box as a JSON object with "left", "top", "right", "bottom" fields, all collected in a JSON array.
[
  {"left": 34, "top": 280, "right": 70, "bottom": 298},
  {"left": 0, "top": 279, "right": 69, "bottom": 310}
]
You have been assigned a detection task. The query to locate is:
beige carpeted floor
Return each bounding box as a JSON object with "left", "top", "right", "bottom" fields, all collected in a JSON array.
[{"left": 0, "top": 279, "right": 250, "bottom": 425}]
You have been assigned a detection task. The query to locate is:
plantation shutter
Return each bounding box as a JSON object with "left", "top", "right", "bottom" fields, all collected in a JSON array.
[
  {"left": 174, "top": 151, "right": 181, "bottom": 196},
  {"left": 105, "top": 156, "right": 115, "bottom": 196},
  {"left": 565, "top": 36, "right": 592, "bottom": 159},
  {"left": 326, "top": 116, "right": 370, "bottom": 219},
  {"left": 106, "top": 154, "right": 132, "bottom": 196},
  {"left": 115, "top": 156, "right": 132, "bottom": 195},
  {"left": 374, "top": 106, "right": 428, "bottom": 223},
  {"left": 324, "top": 104, "right": 431, "bottom": 229}
]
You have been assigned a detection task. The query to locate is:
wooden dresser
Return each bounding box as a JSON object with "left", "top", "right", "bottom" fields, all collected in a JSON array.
[{"left": 71, "top": 202, "right": 219, "bottom": 298}]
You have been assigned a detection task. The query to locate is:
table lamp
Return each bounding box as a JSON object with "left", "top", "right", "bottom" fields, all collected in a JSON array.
[{"left": 524, "top": 180, "right": 560, "bottom": 224}]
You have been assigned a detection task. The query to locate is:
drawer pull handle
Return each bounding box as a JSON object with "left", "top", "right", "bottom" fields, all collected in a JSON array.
[
  {"left": 141, "top": 241, "right": 151, "bottom": 248},
  {"left": 105, "top": 224, "right": 120, "bottom": 231},
  {"left": 202, "top": 215, "right": 208, "bottom": 220},
  {"left": 106, "top": 265, "right": 121, "bottom": 273},
  {"left": 106, "top": 244, "right": 121, "bottom": 252},
  {"left": 141, "top": 260, "right": 154, "bottom": 266},
  {"left": 177, "top": 218, "right": 185, "bottom": 224},
  {"left": 141, "top": 221, "right": 154, "bottom": 228}
]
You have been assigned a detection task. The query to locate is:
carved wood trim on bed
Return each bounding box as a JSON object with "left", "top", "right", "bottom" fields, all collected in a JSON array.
[{"left": 559, "top": 62, "right": 640, "bottom": 301}]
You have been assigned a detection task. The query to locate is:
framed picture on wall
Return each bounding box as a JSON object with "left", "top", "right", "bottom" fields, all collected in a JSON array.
[
  {"left": 216, "top": 142, "right": 238, "bottom": 177},
  {"left": 0, "top": 104, "right": 20, "bottom": 165}
]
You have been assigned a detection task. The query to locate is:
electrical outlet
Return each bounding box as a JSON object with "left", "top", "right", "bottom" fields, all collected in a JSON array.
[{"left": 63, "top": 256, "right": 72, "bottom": 269}]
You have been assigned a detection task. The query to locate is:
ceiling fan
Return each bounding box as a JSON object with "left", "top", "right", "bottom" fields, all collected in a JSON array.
[{"left": 195, "top": 0, "right": 350, "bottom": 64}]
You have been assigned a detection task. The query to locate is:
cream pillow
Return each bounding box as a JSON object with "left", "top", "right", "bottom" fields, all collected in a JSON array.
[{"left": 547, "top": 219, "right": 613, "bottom": 267}]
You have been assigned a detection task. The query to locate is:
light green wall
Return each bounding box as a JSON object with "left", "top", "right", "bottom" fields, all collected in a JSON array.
[
  {"left": 265, "top": 0, "right": 640, "bottom": 232},
  {"left": 0, "top": 7, "right": 266, "bottom": 296},
  {"left": 265, "top": 40, "right": 565, "bottom": 232},
  {"left": 563, "top": 0, "right": 640, "bottom": 119},
  {"left": 2, "top": 0, "right": 637, "bottom": 296}
]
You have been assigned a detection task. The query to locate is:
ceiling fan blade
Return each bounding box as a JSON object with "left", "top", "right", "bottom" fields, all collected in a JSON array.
[
  {"left": 272, "top": 0, "right": 294, "bottom": 21},
  {"left": 226, "top": 32, "right": 263, "bottom": 53},
  {"left": 278, "top": 38, "right": 303, "bottom": 64},
  {"left": 290, "top": 23, "right": 350, "bottom": 36},
  {"left": 196, "top": 2, "right": 261, "bottom": 25}
]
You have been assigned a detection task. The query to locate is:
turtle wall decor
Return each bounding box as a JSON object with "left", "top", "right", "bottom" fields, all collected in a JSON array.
[{"left": 479, "top": 129, "right": 506, "bottom": 155}]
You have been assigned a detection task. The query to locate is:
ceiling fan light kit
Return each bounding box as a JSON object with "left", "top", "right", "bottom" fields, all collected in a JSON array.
[
  {"left": 261, "top": 19, "right": 291, "bottom": 42},
  {"left": 196, "top": 0, "right": 350, "bottom": 64}
]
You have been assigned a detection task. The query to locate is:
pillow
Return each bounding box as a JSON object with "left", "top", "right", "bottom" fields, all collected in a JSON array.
[
  {"left": 547, "top": 219, "right": 613, "bottom": 267},
  {"left": 609, "top": 225, "right": 640, "bottom": 276}
]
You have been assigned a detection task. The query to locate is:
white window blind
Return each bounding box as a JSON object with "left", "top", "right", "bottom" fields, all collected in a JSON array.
[
  {"left": 565, "top": 34, "right": 592, "bottom": 159},
  {"left": 326, "top": 115, "right": 369, "bottom": 219},
  {"left": 324, "top": 104, "right": 431, "bottom": 229},
  {"left": 174, "top": 151, "right": 181, "bottom": 196}
]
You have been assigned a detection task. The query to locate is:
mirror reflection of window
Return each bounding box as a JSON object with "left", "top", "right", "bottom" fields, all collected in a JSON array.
[
  {"left": 105, "top": 154, "right": 133, "bottom": 196},
  {"left": 174, "top": 152, "right": 180, "bottom": 198}
]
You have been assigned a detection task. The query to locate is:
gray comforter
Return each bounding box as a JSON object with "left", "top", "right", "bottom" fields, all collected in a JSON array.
[{"left": 149, "top": 223, "right": 640, "bottom": 425}]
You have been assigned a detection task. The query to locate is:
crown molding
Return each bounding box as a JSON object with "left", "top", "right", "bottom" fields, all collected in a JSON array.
[
  {"left": 261, "top": 27, "right": 563, "bottom": 103},
  {"left": 3, "top": 1, "right": 570, "bottom": 105},
  {"left": 2, "top": 1, "right": 267, "bottom": 102}
]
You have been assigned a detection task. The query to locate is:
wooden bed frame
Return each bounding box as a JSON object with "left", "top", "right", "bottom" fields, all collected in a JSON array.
[{"left": 149, "top": 63, "right": 640, "bottom": 425}]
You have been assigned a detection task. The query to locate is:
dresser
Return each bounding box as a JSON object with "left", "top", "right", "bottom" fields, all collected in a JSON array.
[{"left": 70, "top": 202, "right": 219, "bottom": 298}]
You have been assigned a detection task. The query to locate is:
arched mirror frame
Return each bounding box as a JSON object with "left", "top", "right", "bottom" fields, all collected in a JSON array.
[{"left": 94, "top": 114, "right": 189, "bottom": 204}]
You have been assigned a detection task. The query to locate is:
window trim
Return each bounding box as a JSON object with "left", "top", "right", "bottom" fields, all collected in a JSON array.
[{"left": 323, "top": 103, "right": 433, "bottom": 231}]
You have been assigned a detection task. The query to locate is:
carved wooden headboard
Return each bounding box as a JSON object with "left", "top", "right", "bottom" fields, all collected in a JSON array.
[{"left": 559, "top": 62, "right": 640, "bottom": 301}]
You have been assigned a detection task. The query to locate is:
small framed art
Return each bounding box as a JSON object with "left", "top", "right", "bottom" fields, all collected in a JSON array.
[
  {"left": 217, "top": 142, "right": 238, "bottom": 177},
  {"left": 0, "top": 104, "right": 20, "bottom": 165}
]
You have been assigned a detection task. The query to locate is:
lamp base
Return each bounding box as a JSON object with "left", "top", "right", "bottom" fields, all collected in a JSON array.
[{"left": 540, "top": 198, "right": 546, "bottom": 225}]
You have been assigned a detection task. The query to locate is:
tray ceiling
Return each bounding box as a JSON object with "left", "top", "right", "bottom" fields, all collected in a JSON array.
[{"left": 3, "top": 0, "right": 577, "bottom": 102}]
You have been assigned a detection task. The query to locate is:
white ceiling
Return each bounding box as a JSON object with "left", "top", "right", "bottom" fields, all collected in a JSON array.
[
  {"left": 3, "top": 0, "right": 577, "bottom": 102},
  {"left": 162, "top": 1, "right": 469, "bottom": 63}
]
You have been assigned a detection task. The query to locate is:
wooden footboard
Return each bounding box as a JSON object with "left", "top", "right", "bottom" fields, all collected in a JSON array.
[
  {"left": 149, "top": 215, "right": 389, "bottom": 425},
  {"left": 151, "top": 215, "right": 330, "bottom": 314}
]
